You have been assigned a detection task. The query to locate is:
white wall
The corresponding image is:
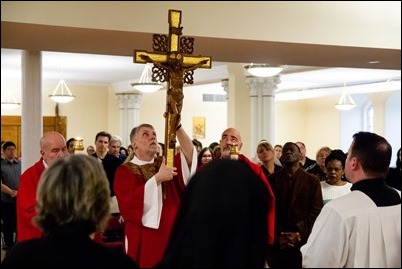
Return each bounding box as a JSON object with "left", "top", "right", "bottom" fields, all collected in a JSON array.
[
  {"left": 385, "top": 91, "right": 401, "bottom": 167},
  {"left": 275, "top": 96, "right": 342, "bottom": 160},
  {"left": 50, "top": 84, "right": 118, "bottom": 151},
  {"left": 139, "top": 82, "right": 227, "bottom": 149}
]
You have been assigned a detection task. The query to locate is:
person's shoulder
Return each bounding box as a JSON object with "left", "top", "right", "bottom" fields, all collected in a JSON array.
[
  {"left": 91, "top": 243, "right": 138, "bottom": 268},
  {"left": 105, "top": 153, "right": 123, "bottom": 163},
  {"left": 238, "top": 154, "right": 265, "bottom": 175},
  {"left": 12, "top": 237, "right": 42, "bottom": 248},
  {"left": 327, "top": 191, "right": 400, "bottom": 224},
  {"left": 326, "top": 191, "right": 373, "bottom": 211},
  {"left": 20, "top": 159, "right": 44, "bottom": 177},
  {"left": 238, "top": 154, "right": 256, "bottom": 167},
  {"left": 306, "top": 156, "right": 315, "bottom": 164},
  {"left": 301, "top": 169, "right": 321, "bottom": 182},
  {"left": 268, "top": 166, "right": 285, "bottom": 178},
  {"left": 2, "top": 238, "right": 42, "bottom": 265},
  {"left": 274, "top": 164, "right": 282, "bottom": 171},
  {"left": 100, "top": 155, "right": 122, "bottom": 169},
  {"left": 305, "top": 163, "right": 317, "bottom": 172}
]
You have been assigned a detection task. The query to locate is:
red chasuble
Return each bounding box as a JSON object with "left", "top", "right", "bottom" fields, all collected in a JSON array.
[
  {"left": 17, "top": 158, "right": 45, "bottom": 242},
  {"left": 114, "top": 154, "right": 185, "bottom": 268}
]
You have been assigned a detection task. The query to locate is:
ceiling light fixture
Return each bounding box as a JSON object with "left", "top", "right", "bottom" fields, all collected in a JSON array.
[
  {"left": 131, "top": 64, "right": 163, "bottom": 93},
  {"left": 49, "top": 79, "right": 75, "bottom": 103},
  {"left": 334, "top": 90, "right": 356, "bottom": 111},
  {"left": 244, "top": 63, "right": 285, "bottom": 77},
  {"left": 1, "top": 89, "right": 21, "bottom": 110}
]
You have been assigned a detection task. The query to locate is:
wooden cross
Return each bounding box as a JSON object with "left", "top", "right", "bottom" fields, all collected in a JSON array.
[{"left": 134, "top": 9, "right": 211, "bottom": 167}]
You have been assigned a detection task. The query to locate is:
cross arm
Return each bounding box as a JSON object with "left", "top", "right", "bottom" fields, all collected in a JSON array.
[
  {"left": 134, "top": 50, "right": 168, "bottom": 64},
  {"left": 183, "top": 55, "right": 212, "bottom": 69}
]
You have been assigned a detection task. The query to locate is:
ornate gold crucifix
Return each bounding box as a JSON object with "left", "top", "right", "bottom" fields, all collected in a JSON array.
[{"left": 134, "top": 9, "right": 211, "bottom": 167}]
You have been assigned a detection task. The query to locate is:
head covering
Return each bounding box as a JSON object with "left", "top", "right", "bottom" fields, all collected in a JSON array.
[{"left": 158, "top": 159, "right": 269, "bottom": 268}]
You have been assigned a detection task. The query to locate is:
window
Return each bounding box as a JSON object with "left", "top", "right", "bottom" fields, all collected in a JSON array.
[
  {"left": 363, "top": 102, "right": 374, "bottom": 132},
  {"left": 202, "top": 94, "right": 226, "bottom": 102}
]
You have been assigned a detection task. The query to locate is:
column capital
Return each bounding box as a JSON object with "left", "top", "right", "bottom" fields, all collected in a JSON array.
[
  {"left": 221, "top": 78, "right": 229, "bottom": 94},
  {"left": 115, "top": 92, "right": 143, "bottom": 109},
  {"left": 246, "top": 75, "right": 281, "bottom": 96}
]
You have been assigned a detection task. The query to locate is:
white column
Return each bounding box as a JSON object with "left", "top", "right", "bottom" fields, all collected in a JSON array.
[
  {"left": 367, "top": 92, "right": 391, "bottom": 136},
  {"left": 115, "top": 92, "right": 143, "bottom": 147},
  {"left": 246, "top": 76, "right": 280, "bottom": 154},
  {"left": 21, "top": 51, "right": 42, "bottom": 172},
  {"left": 225, "top": 63, "right": 252, "bottom": 155}
]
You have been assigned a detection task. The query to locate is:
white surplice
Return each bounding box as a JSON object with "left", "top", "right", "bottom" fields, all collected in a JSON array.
[{"left": 301, "top": 190, "right": 401, "bottom": 268}]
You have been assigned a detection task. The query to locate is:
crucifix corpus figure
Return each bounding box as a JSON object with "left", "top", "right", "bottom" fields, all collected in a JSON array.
[
  {"left": 140, "top": 52, "right": 209, "bottom": 145},
  {"left": 135, "top": 9, "right": 211, "bottom": 167}
]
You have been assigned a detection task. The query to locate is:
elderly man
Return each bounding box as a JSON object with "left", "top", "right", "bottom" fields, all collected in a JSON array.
[
  {"left": 114, "top": 123, "right": 197, "bottom": 268},
  {"left": 17, "top": 131, "right": 69, "bottom": 242},
  {"left": 218, "top": 128, "right": 276, "bottom": 246}
]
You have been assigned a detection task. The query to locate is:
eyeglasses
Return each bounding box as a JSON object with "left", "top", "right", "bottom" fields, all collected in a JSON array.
[{"left": 202, "top": 154, "right": 212, "bottom": 158}]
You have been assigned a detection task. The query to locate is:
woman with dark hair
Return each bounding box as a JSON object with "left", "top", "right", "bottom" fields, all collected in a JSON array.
[
  {"left": 66, "top": 137, "right": 76, "bottom": 155},
  {"left": 196, "top": 147, "right": 213, "bottom": 170},
  {"left": 321, "top": 149, "right": 352, "bottom": 204},
  {"left": 119, "top": 146, "right": 128, "bottom": 158},
  {"left": 212, "top": 145, "right": 221, "bottom": 159}
]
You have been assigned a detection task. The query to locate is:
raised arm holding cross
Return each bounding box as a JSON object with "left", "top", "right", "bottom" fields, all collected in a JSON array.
[{"left": 114, "top": 10, "right": 211, "bottom": 268}]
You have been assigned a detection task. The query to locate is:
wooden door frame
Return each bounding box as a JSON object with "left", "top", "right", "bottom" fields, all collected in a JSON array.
[{"left": 1, "top": 116, "right": 67, "bottom": 158}]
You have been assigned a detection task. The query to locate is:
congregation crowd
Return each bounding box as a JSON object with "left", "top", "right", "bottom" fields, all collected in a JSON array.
[{"left": 1, "top": 123, "right": 401, "bottom": 268}]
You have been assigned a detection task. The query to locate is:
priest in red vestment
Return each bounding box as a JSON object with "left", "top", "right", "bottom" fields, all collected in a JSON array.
[
  {"left": 17, "top": 131, "right": 69, "bottom": 242},
  {"left": 219, "top": 127, "right": 276, "bottom": 245},
  {"left": 114, "top": 123, "right": 197, "bottom": 268}
]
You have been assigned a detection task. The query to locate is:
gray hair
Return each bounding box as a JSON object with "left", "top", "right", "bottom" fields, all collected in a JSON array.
[
  {"left": 110, "top": 135, "right": 122, "bottom": 144},
  {"left": 129, "top": 124, "right": 154, "bottom": 142}
]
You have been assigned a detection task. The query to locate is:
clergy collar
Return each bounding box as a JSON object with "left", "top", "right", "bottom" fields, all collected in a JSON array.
[{"left": 133, "top": 155, "right": 154, "bottom": 165}]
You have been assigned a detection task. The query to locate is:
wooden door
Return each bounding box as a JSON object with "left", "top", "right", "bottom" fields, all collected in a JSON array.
[{"left": 1, "top": 116, "right": 67, "bottom": 158}]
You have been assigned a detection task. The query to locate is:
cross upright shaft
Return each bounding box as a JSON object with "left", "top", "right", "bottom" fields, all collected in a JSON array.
[{"left": 134, "top": 9, "right": 211, "bottom": 167}]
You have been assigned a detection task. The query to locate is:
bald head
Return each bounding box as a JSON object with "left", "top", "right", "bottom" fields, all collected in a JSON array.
[
  {"left": 40, "top": 131, "right": 68, "bottom": 166},
  {"left": 220, "top": 128, "right": 243, "bottom": 159}
]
